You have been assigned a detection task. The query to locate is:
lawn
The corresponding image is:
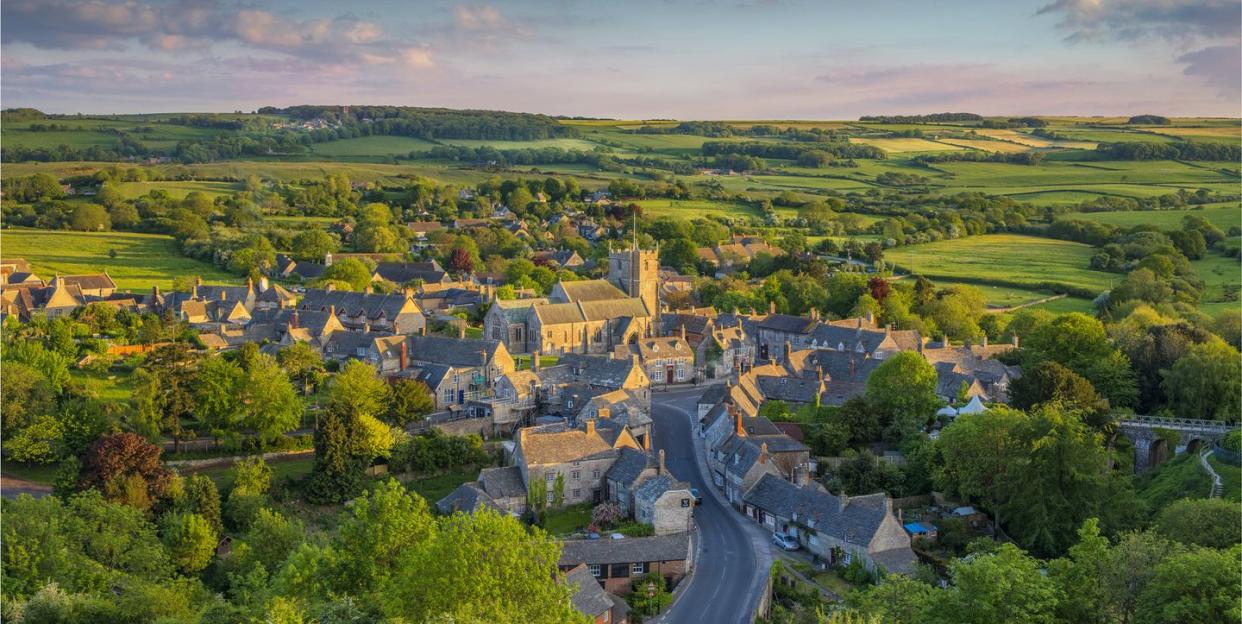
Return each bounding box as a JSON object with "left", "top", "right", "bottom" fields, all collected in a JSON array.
[
  {"left": 2, "top": 461, "right": 60, "bottom": 485},
  {"left": 406, "top": 468, "right": 479, "bottom": 504},
  {"left": 541, "top": 502, "right": 594, "bottom": 536},
  {"left": 0, "top": 229, "right": 237, "bottom": 292},
  {"left": 1065, "top": 204, "right": 1241, "bottom": 232},
  {"left": 892, "top": 234, "right": 1115, "bottom": 296},
  {"left": 68, "top": 367, "right": 138, "bottom": 405},
  {"left": 189, "top": 455, "right": 315, "bottom": 489}
]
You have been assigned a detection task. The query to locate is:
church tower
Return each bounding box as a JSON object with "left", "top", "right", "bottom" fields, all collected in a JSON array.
[{"left": 608, "top": 241, "right": 659, "bottom": 315}]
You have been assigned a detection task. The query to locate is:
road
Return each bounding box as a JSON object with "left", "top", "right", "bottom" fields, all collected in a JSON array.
[{"left": 649, "top": 387, "right": 772, "bottom": 624}]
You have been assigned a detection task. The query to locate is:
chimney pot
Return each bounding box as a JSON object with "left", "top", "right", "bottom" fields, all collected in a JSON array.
[
  {"left": 658, "top": 449, "right": 665, "bottom": 475},
  {"left": 769, "top": 300, "right": 776, "bottom": 314},
  {"left": 586, "top": 419, "right": 596, "bottom": 436}
]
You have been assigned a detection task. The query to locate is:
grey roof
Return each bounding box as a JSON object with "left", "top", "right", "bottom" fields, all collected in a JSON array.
[
  {"left": 300, "top": 288, "right": 412, "bottom": 320},
  {"left": 698, "top": 384, "right": 728, "bottom": 406},
  {"left": 565, "top": 565, "right": 614, "bottom": 617},
  {"left": 742, "top": 474, "right": 890, "bottom": 548},
  {"left": 408, "top": 363, "right": 452, "bottom": 390},
  {"left": 808, "top": 324, "right": 888, "bottom": 353},
  {"left": 724, "top": 438, "right": 766, "bottom": 478},
  {"left": 606, "top": 447, "right": 656, "bottom": 487},
  {"left": 406, "top": 334, "right": 502, "bottom": 367},
  {"left": 559, "top": 354, "right": 643, "bottom": 389},
  {"left": 634, "top": 474, "right": 689, "bottom": 506},
  {"left": 559, "top": 533, "right": 691, "bottom": 566},
  {"left": 435, "top": 482, "right": 501, "bottom": 514},
  {"left": 374, "top": 261, "right": 447, "bottom": 285},
  {"left": 478, "top": 465, "right": 526, "bottom": 500},
  {"left": 756, "top": 375, "right": 822, "bottom": 404},
  {"left": 807, "top": 349, "right": 883, "bottom": 382},
  {"left": 871, "top": 548, "right": 919, "bottom": 574},
  {"left": 755, "top": 314, "right": 816, "bottom": 334}
]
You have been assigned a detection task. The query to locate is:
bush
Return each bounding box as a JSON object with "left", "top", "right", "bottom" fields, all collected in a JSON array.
[{"left": 1221, "top": 429, "right": 1242, "bottom": 453}]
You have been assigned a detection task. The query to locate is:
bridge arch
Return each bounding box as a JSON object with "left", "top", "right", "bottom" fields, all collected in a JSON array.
[
  {"left": 1147, "top": 438, "right": 1170, "bottom": 468},
  {"left": 1116, "top": 416, "right": 1234, "bottom": 472}
]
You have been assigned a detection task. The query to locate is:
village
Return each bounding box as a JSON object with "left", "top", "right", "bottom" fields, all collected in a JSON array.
[{"left": 1, "top": 221, "right": 1024, "bottom": 622}]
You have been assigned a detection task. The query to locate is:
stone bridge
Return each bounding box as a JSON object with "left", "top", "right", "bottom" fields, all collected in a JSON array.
[{"left": 1117, "top": 415, "right": 1235, "bottom": 471}]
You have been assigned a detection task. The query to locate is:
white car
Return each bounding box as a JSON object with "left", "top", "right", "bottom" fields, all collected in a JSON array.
[{"left": 772, "top": 533, "right": 799, "bottom": 551}]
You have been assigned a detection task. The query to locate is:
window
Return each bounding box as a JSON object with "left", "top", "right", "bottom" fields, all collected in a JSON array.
[
  {"left": 592, "top": 469, "right": 601, "bottom": 479},
  {"left": 589, "top": 564, "right": 602, "bottom": 578},
  {"left": 571, "top": 470, "right": 580, "bottom": 480},
  {"left": 573, "top": 460, "right": 581, "bottom": 467},
  {"left": 632, "top": 562, "right": 646, "bottom": 574},
  {"left": 573, "top": 488, "right": 581, "bottom": 498},
  {"left": 676, "top": 368, "right": 686, "bottom": 381},
  {"left": 546, "top": 472, "right": 556, "bottom": 482},
  {"left": 681, "top": 498, "right": 691, "bottom": 508},
  {"left": 610, "top": 563, "right": 630, "bottom": 578}
]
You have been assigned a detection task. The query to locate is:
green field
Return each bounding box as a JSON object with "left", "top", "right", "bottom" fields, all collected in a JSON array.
[
  {"left": 1065, "top": 204, "right": 1241, "bottom": 231},
  {"left": 438, "top": 138, "right": 601, "bottom": 151},
  {"left": 893, "top": 234, "right": 1116, "bottom": 296},
  {"left": 113, "top": 180, "right": 242, "bottom": 200},
  {"left": 1, "top": 229, "right": 237, "bottom": 291},
  {"left": 635, "top": 198, "right": 778, "bottom": 221},
  {"left": 309, "top": 135, "right": 440, "bottom": 157},
  {"left": 1192, "top": 253, "right": 1242, "bottom": 316}
]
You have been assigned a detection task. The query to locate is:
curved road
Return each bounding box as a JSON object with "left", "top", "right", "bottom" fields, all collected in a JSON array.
[{"left": 649, "top": 388, "right": 772, "bottom": 624}]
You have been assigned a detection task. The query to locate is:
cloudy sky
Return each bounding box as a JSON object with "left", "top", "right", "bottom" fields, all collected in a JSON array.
[{"left": 2, "top": 0, "right": 1239, "bottom": 118}]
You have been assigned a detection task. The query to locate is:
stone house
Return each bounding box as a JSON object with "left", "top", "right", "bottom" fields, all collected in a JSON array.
[
  {"left": 299, "top": 287, "right": 426, "bottom": 335},
  {"left": 741, "top": 474, "right": 917, "bottom": 574},
  {"left": 605, "top": 447, "right": 658, "bottom": 517},
  {"left": 484, "top": 298, "right": 548, "bottom": 353},
  {"left": 565, "top": 564, "right": 622, "bottom": 624},
  {"left": 558, "top": 533, "right": 692, "bottom": 595},
  {"left": 632, "top": 335, "right": 695, "bottom": 385},
  {"left": 513, "top": 421, "right": 641, "bottom": 507},
  {"left": 634, "top": 468, "right": 694, "bottom": 536}
]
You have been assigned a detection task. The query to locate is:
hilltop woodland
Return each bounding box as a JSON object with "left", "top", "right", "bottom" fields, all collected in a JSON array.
[{"left": 1, "top": 107, "right": 1240, "bottom": 622}]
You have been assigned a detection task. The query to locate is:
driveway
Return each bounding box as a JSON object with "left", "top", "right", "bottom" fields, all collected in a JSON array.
[{"left": 648, "top": 388, "right": 772, "bottom": 624}]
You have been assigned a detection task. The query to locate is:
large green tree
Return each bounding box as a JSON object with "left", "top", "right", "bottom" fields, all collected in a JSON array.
[
  {"left": 1160, "top": 338, "right": 1241, "bottom": 420},
  {"left": 866, "top": 351, "right": 940, "bottom": 442}
]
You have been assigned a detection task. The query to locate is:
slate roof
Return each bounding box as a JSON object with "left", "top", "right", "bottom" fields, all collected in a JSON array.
[
  {"left": 59, "top": 274, "right": 116, "bottom": 292},
  {"left": 300, "top": 288, "right": 414, "bottom": 320},
  {"left": 373, "top": 261, "right": 447, "bottom": 285},
  {"left": 554, "top": 279, "right": 627, "bottom": 302},
  {"left": 698, "top": 384, "right": 728, "bottom": 406},
  {"left": 478, "top": 465, "right": 526, "bottom": 500},
  {"left": 534, "top": 298, "right": 651, "bottom": 325},
  {"left": 807, "top": 350, "right": 883, "bottom": 382},
  {"left": 408, "top": 363, "right": 453, "bottom": 390},
  {"left": 756, "top": 375, "right": 823, "bottom": 404},
  {"left": 436, "top": 482, "right": 501, "bottom": 514},
  {"left": 406, "top": 334, "right": 502, "bottom": 367},
  {"left": 633, "top": 336, "right": 693, "bottom": 361},
  {"left": 490, "top": 298, "right": 549, "bottom": 322},
  {"left": 558, "top": 533, "right": 692, "bottom": 566},
  {"left": 559, "top": 354, "right": 645, "bottom": 389},
  {"left": 634, "top": 474, "right": 689, "bottom": 506},
  {"left": 742, "top": 474, "right": 890, "bottom": 548},
  {"left": 754, "top": 314, "right": 816, "bottom": 334},
  {"left": 607, "top": 447, "right": 657, "bottom": 487},
  {"left": 566, "top": 564, "right": 615, "bottom": 617}
]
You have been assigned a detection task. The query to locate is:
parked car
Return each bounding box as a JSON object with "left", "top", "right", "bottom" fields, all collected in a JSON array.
[
  {"left": 772, "top": 533, "right": 799, "bottom": 551},
  {"left": 690, "top": 487, "right": 702, "bottom": 505}
]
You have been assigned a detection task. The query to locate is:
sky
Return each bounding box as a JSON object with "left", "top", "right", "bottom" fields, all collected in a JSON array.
[{"left": 2, "top": 0, "right": 1239, "bottom": 118}]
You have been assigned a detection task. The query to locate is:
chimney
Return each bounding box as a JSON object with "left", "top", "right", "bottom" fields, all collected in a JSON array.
[
  {"left": 328, "top": 305, "right": 336, "bottom": 318},
  {"left": 680, "top": 324, "right": 686, "bottom": 341},
  {"left": 420, "top": 324, "right": 427, "bottom": 336},
  {"left": 1012, "top": 334, "right": 1020, "bottom": 348},
  {"left": 195, "top": 276, "right": 203, "bottom": 287},
  {"left": 769, "top": 300, "right": 776, "bottom": 314},
  {"left": 658, "top": 449, "right": 666, "bottom": 475},
  {"left": 219, "top": 290, "right": 227, "bottom": 301},
  {"left": 758, "top": 442, "right": 769, "bottom": 464},
  {"left": 856, "top": 317, "right": 863, "bottom": 330},
  {"left": 586, "top": 419, "right": 596, "bottom": 436},
  {"left": 735, "top": 412, "right": 746, "bottom": 437},
  {"left": 246, "top": 277, "right": 253, "bottom": 292},
  {"left": 817, "top": 366, "right": 824, "bottom": 383},
  {"left": 399, "top": 341, "right": 408, "bottom": 370},
  {"left": 259, "top": 276, "right": 270, "bottom": 292},
  {"left": 783, "top": 340, "right": 792, "bottom": 364},
  {"left": 152, "top": 285, "right": 160, "bottom": 298},
  {"left": 290, "top": 310, "right": 300, "bottom": 329},
  {"left": 326, "top": 282, "right": 336, "bottom": 291},
  {"left": 458, "top": 323, "right": 466, "bottom": 339},
  {"left": 866, "top": 310, "right": 875, "bottom": 326},
  {"left": 982, "top": 334, "right": 988, "bottom": 348},
  {"left": 324, "top": 252, "right": 333, "bottom": 266}
]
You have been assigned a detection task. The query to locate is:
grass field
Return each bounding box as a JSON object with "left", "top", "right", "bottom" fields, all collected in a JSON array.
[
  {"left": 634, "top": 198, "right": 782, "bottom": 221},
  {"left": 113, "top": 180, "right": 242, "bottom": 200},
  {"left": 1, "top": 229, "right": 237, "bottom": 291},
  {"left": 1064, "top": 204, "right": 1241, "bottom": 231},
  {"left": 850, "top": 137, "right": 962, "bottom": 153},
  {"left": 309, "top": 135, "right": 440, "bottom": 157},
  {"left": 893, "top": 234, "right": 1115, "bottom": 295},
  {"left": 1192, "top": 253, "right": 1242, "bottom": 316},
  {"left": 190, "top": 455, "right": 315, "bottom": 489},
  {"left": 438, "top": 138, "right": 601, "bottom": 151},
  {"left": 937, "top": 138, "right": 1031, "bottom": 153},
  {"left": 68, "top": 368, "right": 138, "bottom": 405}
]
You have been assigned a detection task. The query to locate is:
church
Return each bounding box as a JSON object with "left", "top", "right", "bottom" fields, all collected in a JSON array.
[{"left": 485, "top": 242, "right": 659, "bottom": 355}]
